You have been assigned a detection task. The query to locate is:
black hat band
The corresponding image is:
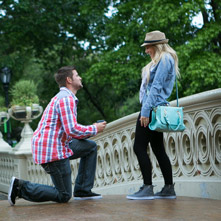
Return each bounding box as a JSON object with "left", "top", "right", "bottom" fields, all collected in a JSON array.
[{"left": 144, "top": 39, "right": 166, "bottom": 43}]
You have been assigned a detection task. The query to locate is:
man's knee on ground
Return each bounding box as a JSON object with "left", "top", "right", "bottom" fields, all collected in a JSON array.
[{"left": 58, "top": 192, "right": 72, "bottom": 203}]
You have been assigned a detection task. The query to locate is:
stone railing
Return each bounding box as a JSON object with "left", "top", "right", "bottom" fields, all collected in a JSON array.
[{"left": 0, "top": 89, "right": 220, "bottom": 199}]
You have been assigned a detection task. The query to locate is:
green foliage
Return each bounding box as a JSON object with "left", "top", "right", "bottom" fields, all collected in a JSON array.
[
  {"left": 176, "top": 21, "right": 221, "bottom": 97},
  {"left": 10, "top": 80, "right": 39, "bottom": 107},
  {"left": 180, "top": 52, "right": 221, "bottom": 96},
  {"left": 118, "top": 92, "right": 141, "bottom": 118},
  {"left": 0, "top": 0, "right": 220, "bottom": 127},
  {"left": 0, "top": 96, "right": 7, "bottom": 112}
]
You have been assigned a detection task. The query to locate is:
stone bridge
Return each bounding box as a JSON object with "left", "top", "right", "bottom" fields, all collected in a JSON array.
[{"left": 0, "top": 89, "right": 220, "bottom": 200}]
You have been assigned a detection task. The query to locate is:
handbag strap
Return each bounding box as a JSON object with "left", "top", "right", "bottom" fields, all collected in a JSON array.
[{"left": 175, "top": 76, "right": 179, "bottom": 107}]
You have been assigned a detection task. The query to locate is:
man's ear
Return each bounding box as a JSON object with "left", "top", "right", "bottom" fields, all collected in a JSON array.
[{"left": 66, "top": 76, "right": 72, "bottom": 84}]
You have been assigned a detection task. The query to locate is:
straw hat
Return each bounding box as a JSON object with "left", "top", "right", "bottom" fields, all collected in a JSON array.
[{"left": 141, "top": 30, "right": 169, "bottom": 47}]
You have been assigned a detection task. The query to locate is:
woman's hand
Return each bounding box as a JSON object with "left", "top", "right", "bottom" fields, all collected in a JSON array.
[{"left": 140, "top": 116, "right": 149, "bottom": 127}]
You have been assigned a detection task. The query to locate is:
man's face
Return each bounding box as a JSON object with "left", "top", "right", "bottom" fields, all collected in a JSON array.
[{"left": 71, "top": 70, "right": 83, "bottom": 90}]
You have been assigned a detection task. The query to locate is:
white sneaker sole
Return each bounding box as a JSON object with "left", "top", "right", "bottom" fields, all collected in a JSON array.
[
  {"left": 126, "top": 196, "right": 155, "bottom": 200},
  {"left": 74, "top": 195, "right": 103, "bottom": 200},
  {"left": 8, "top": 176, "right": 16, "bottom": 206}
]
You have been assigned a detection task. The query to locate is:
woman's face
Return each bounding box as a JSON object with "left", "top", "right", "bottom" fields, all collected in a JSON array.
[{"left": 145, "top": 45, "right": 155, "bottom": 59}]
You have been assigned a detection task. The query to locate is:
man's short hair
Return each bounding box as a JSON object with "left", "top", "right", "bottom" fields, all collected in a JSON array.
[{"left": 54, "top": 66, "right": 76, "bottom": 88}]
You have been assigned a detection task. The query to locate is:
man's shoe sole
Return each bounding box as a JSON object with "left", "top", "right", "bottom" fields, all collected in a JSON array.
[
  {"left": 8, "top": 176, "right": 16, "bottom": 206},
  {"left": 126, "top": 196, "right": 155, "bottom": 200},
  {"left": 74, "top": 195, "right": 103, "bottom": 200}
]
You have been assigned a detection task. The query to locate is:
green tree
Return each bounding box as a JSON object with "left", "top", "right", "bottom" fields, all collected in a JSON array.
[
  {"left": 0, "top": 0, "right": 111, "bottom": 123},
  {"left": 84, "top": 0, "right": 221, "bottom": 119},
  {"left": 0, "top": 0, "right": 220, "bottom": 127}
]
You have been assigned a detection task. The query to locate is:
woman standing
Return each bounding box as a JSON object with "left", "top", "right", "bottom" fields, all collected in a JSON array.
[{"left": 127, "top": 31, "right": 179, "bottom": 200}]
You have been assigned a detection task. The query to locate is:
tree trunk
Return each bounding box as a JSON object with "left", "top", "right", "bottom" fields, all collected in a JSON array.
[{"left": 83, "top": 85, "right": 106, "bottom": 118}]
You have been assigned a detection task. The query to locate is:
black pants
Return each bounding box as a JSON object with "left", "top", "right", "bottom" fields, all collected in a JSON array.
[{"left": 133, "top": 113, "right": 173, "bottom": 185}]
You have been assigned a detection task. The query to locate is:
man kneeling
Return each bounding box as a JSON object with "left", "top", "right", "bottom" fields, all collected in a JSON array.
[{"left": 8, "top": 66, "right": 106, "bottom": 205}]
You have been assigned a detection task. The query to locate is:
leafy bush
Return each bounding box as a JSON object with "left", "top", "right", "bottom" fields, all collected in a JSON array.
[
  {"left": 0, "top": 96, "right": 8, "bottom": 112},
  {"left": 118, "top": 92, "right": 141, "bottom": 118},
  {"left": 10, "top": 80, "right": 39, "bottom": 107}
]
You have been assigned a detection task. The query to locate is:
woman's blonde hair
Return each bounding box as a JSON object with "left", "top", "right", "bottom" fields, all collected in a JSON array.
[{"left": 142, "top": 43, "right": 180, "bottom": 83}]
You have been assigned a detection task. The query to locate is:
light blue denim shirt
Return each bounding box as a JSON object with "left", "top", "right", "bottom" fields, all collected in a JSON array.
[{"left": 140, "top": 53, "right": 176, "bottom": 118}]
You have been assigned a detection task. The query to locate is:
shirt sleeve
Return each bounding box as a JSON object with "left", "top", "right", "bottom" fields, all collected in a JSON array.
[
  {"left": 56, "top": 96, "right": 97, "bottom": 139},
  {"left": 141, "top": 54, "right": 173, "bottom": 117}
]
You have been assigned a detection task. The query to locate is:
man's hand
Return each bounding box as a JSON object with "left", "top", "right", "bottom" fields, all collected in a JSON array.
[
  {"left": 140, "top": 116, "right": 149, "bottom": 127},
  {"left": 94, "top": 121, "right": 107, "bottom": 133}
]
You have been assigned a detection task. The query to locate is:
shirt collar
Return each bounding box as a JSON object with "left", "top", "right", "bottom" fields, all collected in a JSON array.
[{"left": 60, "top": 87, "right": 79, "bottom": 103}]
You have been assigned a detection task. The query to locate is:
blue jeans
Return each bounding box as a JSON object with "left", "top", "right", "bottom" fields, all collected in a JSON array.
[{"left": 19, "top": 139, "right": 97, "bottom": 203}]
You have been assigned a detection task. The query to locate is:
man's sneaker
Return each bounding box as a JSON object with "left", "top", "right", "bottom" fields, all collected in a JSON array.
[
  {"left": 126, "top": 185, "right": 154, "bottom": 200},
  {"left": 8, "top": 177, "right": 20, "bottom": 206},
  {"left": 74, "top": 191, "right": 102, "bottom": 200},
  {"left": 155, "top": 184, "right": 176, "bottom": 199}
]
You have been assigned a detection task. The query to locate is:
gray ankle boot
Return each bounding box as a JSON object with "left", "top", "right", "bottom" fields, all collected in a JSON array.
[
  {"left": 127, "top": 185, "right": 154, "bottom": 200},
  {"left": 155, "top": 184, "right": 176, "bottom": 199}
]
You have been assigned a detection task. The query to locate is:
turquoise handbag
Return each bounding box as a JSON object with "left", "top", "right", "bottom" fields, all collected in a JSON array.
[{"left": 149, "top": 78, "right": 186, "bottom": 132}]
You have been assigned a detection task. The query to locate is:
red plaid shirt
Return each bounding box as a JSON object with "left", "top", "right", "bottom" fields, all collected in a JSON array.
[{"left": 32, "top": 87, "right": 97, "bottom": 164}]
